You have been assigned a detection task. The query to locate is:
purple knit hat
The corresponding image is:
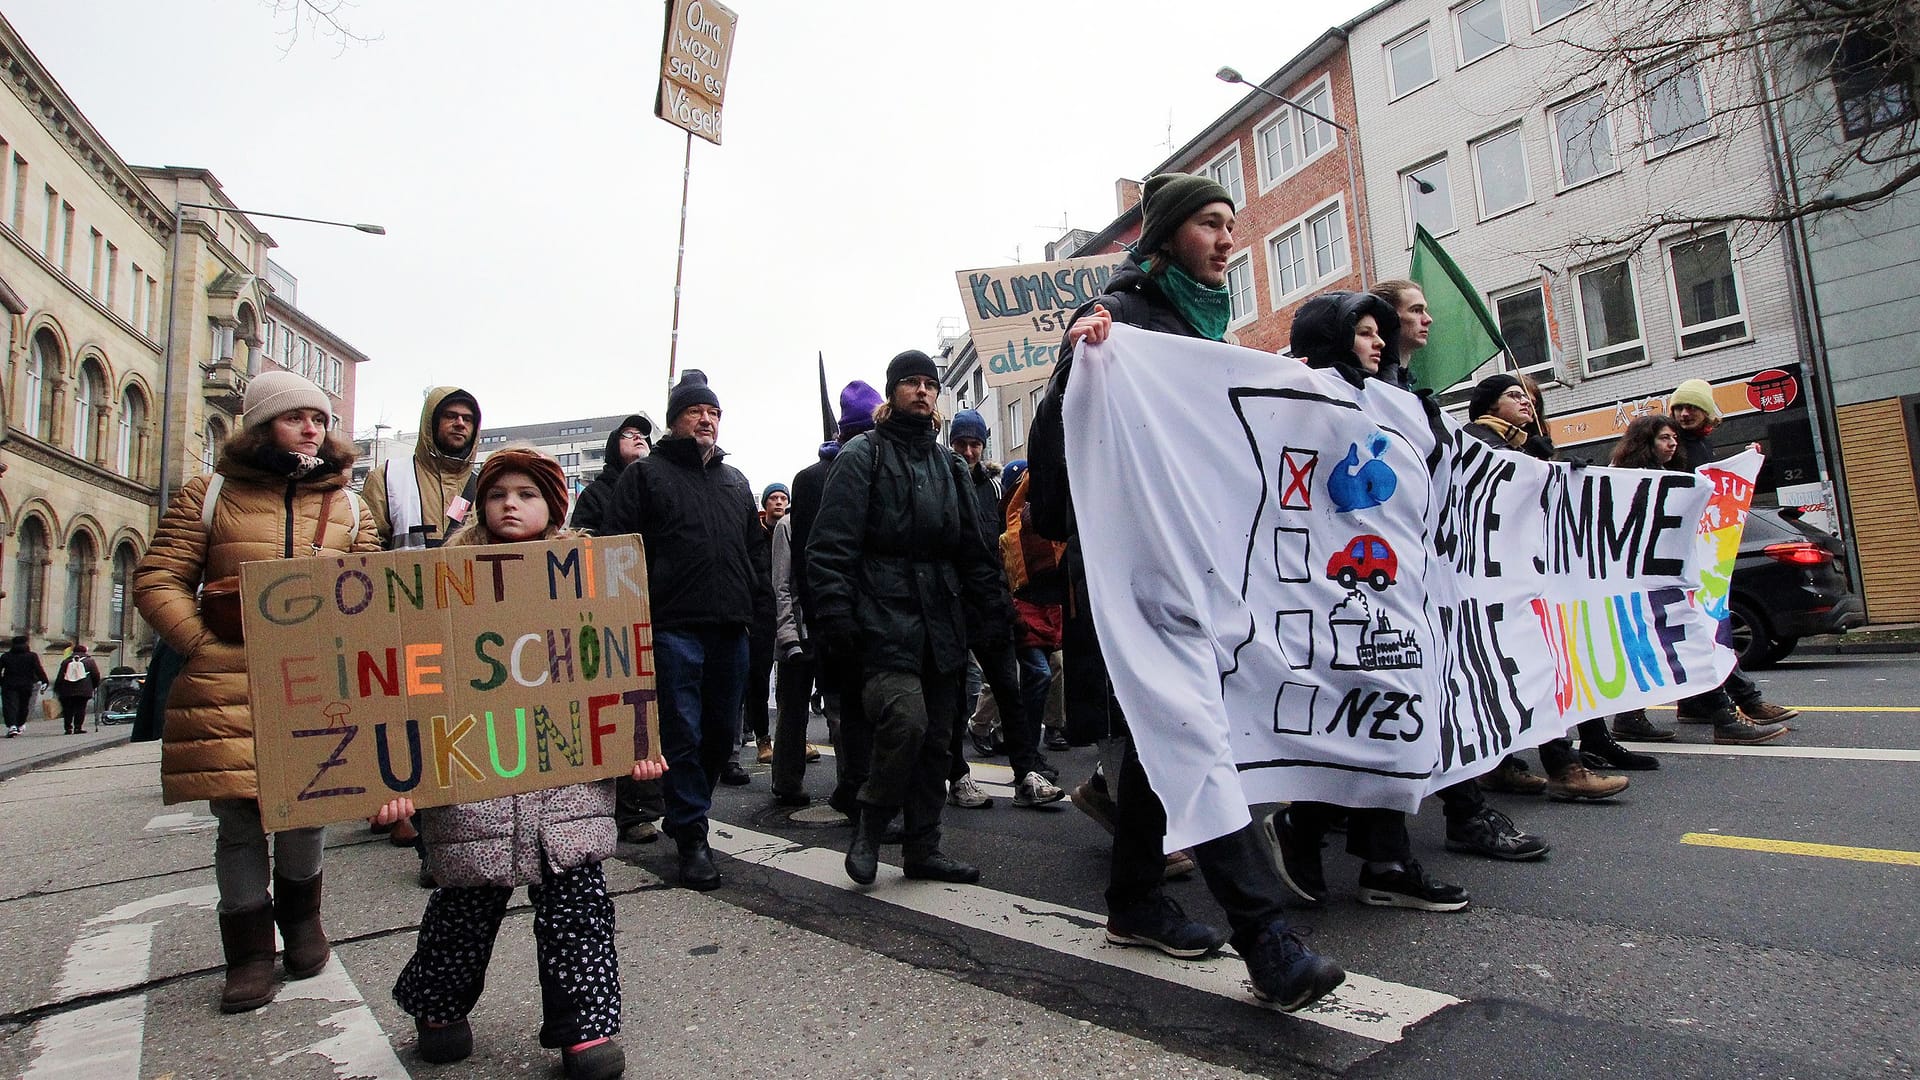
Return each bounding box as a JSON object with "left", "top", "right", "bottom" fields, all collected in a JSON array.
[{"left": 838, "top": 380, "right": 883, "bottom": 441}]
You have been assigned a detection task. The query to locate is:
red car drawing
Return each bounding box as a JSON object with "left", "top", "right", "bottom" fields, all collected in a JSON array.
[{"left": 1327, "top": 534, "right": 1397, "bottom": 591}]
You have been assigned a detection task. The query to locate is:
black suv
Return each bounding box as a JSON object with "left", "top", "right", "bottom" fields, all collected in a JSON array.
[{"left": 1727, "top": 507, "right": 1865, "bottom": 669}]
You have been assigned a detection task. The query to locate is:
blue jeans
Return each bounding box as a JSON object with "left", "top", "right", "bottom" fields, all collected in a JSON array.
[
  {"left": 1017, "top": 646, "right": 1052, "bottom": 739},
  {"left": 654, "top": 627, "right": 750, "bottom": 839}
]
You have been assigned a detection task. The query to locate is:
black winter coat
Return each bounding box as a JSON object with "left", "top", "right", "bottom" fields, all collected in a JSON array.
[
  {"left": 604, "top": 435, "right": 764, "bottom": 631},
  {"left": 1677, "top": 427, "right": 1716, "bottom": 473},
  {"left": 787, "top": 449, "right": 834, "bottom": 628},
  {"left": 0, "top": 645, "right": 48, "bottom": 690},
  {"left": 570, "top": 413, "right": 650, "bottom": 534},
  {"left": 807, "top": 413, "right": 1007, "bottom": 677}
]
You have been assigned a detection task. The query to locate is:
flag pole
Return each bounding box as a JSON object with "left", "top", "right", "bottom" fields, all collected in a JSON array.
[{"left": 667, "top": 129, "right": 693, "bottom": 394}]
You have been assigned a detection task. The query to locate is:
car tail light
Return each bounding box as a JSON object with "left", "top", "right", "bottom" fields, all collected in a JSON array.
[{"left": 1762, "top": 542, "right": 1833, "bottom": 566}]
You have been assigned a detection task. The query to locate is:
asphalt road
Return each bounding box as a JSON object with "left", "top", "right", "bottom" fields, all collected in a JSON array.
[{"left": 1, "top": 653, "right": 1915, "bottom": 1078}]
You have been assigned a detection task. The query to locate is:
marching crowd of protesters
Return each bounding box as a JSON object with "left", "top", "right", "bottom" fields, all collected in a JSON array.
[{"left": 117, "top": 170, "right": 1799, "bottom": 1076}]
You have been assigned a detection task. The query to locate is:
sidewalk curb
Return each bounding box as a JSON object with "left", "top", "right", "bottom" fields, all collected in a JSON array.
[
  {"left": 0, "top": 729, "right": 133, "bottom": 783},
  {"left": 1797, "top": 641, "right": 1920, "bottom": 657}
]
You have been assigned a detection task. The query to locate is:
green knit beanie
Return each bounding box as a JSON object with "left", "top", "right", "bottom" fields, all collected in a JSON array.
[{"left": 1135, "top": 173, "right": 1235, "bottom": 261}]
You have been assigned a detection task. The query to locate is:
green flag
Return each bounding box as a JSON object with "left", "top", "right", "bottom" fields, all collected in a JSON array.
[{"left": 1407, "top": 224, "right": 1508, "bottom": 393}]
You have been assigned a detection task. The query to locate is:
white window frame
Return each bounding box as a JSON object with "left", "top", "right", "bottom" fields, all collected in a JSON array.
[
  {"left": 1265, "top": 194, "right": 1352, "bottom": 306},
  {"left": 1663, "top": 230, "right": 1750, "bottom": 355},
  {"left": 1226, "top": 252, "right": 1257, "bottom": 329},
  {"left": 116, "top": 388, "right": 141, "bottom": 477},
  {"left": 1386, "top": 24, "right": 1439, "bottom": 101},
  {"left": 1452, "top": 0, "right": 1509, "bottom": 68},
  {"left": 1571, "top": 258, "right": 1649, "bottom": 376},
  {"left": 1533, "top": 0, "right": 1592, "bottom": 30},
  {"left": 1203, "top": 143, "right": 1246, "bottom": 210},
  {"left": 1401, "top": 156, "right": 1457, "bottom": 240},
  {"left": 73, "top": 360, "right": 101, "bottom": 462},
  {"left": 1007, "top": 399, "right": 1024, "bottom": 451},
  {"left": 1549, "top": 89, "right": 1619, "bottom": 191},
  {"left": 1256, "top": 75, "right": 1340, "bottom": 192},
  {"left": 1638, "top": 55, "right": 1714, "bottom": 160},
  {"left": 1490, "top": 280, "right": 1560, "bottom": 381},
  {"left": 1469, "top": 124, "right": 1532, "bottom": 220}
]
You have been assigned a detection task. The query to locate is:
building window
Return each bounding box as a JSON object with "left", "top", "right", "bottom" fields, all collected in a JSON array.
[
  {"left": 1007, "top": 399, "right": 1024, "bottom": 450},
  {"left": 144, "top": 276, "right": 159, "bottom": 337},
  {"left": 59, "top": 201, "right": 74, "bottom": 274},
  {"left": 105, "top": 243, "right": 119, "bottom": 311},
  {"left": 1270, "top": 228, "right": 1309, "bottom": 298},
  {"left": 74, "top": 359, "right": 104, "bottom": 463},
  {"left": 8, "top": 155, "right": 25, "bottom": 233},
  {"left": 87, "top": 229, "right": 103, "bottom": 296},
  {"left": 129, "top": 263, "right": 143, "bottom": 329},
  {"left": 117, "top": 387, "right": 147, "bottom": 479},
  {"left": 64, "top": 532, "right": 96, "bottom": 640},
  {"left": 1204, "top": 145, "right": 1246, "bottom": 210},
  {"left": 1551, "top": 91, "right": 1617, "bottom": 188},
  {"left": 41, "top": 185, "right": 57, "bottom": 259},
  {"left": 298, "top": 340, "right": 312, "bottom": 379},
  {"left": 1471, "top": 127, "right": 1531, "bottom": 218},
  {"left": 262, "top": 319, "right": 277, "bottom": 361},
  {"left": 1387, "top": 26, "right": 1437, "bottom": 100},
  {"left": 23, "top": 330, "right": 52, "bottom": 440},
  {"left": 1253, "top": 77, "right": 1339, "bottom": 189},
  {"left": 1256, "top": 111, "right": 1297, "bottom": 185},
  {"left": 1494, "top": 284, "right": 1555, "bottom": 376},
  {"left": 112, "top": 544, "right": 139, "bottom": 649},
  {"left": 1667, "top": 232, "right": 1747, "bottom": 351},
  {"left": 1574, "top": 261, "right": 1645, "bottom": 373},
  {"left": 202, "top": 418, "right": 227, "bottom": 474},
  {"left": 1642, "top": 58, "right": 1712, "bottom": 156},
  {"left": 557, "top": 452, "right": 581, "bottom": 467},
  {"left": 1454, "top": 0, "right": 1507, "bottom": 66},
  {"left": 1308, "top": 201, "right": 1348, "bottom": 278},
  {"left": 1534, "top": 0, "right": 1591, "bottom": 27},
  {"left": 1297, "top": 82, "right": 1336, "bottom": 157},
  {"left": 11, "top": 517, "right": 48, "bottom": 635},
  {"left": 1832, "top": 32, "right": 1916, "bottom": 139},
  {"left": 1404, "top": 158, "right": 1455, "bottom": 236},
  {"left": 1226, "top": 253, "right": 1256, "bottom": 325}
]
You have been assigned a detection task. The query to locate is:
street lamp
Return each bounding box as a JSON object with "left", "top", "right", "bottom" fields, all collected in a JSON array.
[
  {"left": 1215, "top": 66, "right": 1369, "bottom": 289},
  {"left": 155, "top": 202, "right": 386, "bottom": 513}
]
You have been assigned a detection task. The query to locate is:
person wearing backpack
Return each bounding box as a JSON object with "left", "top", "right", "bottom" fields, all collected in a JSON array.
[
  {"left": 133, "top": 370, "right": 381, "bottom": 1014},
  {"left": 51, "top": 643, "right": 101, "bottom": 734},
  {"left": 1, "top": 635, "right": 49, "bottom": 737}
]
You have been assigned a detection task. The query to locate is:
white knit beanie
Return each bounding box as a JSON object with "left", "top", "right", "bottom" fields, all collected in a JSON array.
[{"left": 242, "top": 370, "right": 331, "bottom": 431}]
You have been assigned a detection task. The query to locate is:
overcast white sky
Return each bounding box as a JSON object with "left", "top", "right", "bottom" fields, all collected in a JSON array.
[{"left": 5, "top": 0, "right": 1366, "bottom": 490}]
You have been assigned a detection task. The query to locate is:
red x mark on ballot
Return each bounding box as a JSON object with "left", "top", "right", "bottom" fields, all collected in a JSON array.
[{"left": 1280, "top": 448, "right": 1317, "bottom": 510}]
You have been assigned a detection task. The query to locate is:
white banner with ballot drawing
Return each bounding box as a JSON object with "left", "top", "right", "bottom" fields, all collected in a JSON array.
[{"left": 1064, "top": 325, "right": 1754, "bottom": 850}]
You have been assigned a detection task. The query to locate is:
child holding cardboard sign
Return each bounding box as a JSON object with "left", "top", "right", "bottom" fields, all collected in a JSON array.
[{"left": 371, "top": 446, "right": 664, "bottom": 1080}]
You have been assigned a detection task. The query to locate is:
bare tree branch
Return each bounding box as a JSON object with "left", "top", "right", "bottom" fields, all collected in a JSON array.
[{"left": 265, "top": 0, "right": 381, "bottom": 56}]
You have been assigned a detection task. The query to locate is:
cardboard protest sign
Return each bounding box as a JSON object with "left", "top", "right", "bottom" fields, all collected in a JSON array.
[
  {"left": 955, "top": 253, "right": 1127, "bottom": 388},
  {"left": 1064, "top": 325, "right": 1751, "bottom": 850},
  {"left": 656, "top": 0, "right": 737, "bottom": 144},
  {"left": 242, "top": 536, "right": 658, "bottom": 832}
]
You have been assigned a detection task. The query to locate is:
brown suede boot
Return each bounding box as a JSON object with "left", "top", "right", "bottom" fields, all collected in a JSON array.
[
  {"left": 273, "top": 872, "right": 331, "bottom": 979},
  {"left": 218, "top": 906, "right": 279, "bottom": 1013}
]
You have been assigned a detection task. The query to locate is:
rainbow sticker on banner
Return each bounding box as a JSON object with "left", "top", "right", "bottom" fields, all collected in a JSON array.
[{"left": 1693, "top": 450, "right": 1763, "bottom": 622}]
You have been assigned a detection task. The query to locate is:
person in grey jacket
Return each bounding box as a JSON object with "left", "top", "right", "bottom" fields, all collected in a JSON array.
[{"left": 371, "top": 447, "right": 665, "bottom": 1080}]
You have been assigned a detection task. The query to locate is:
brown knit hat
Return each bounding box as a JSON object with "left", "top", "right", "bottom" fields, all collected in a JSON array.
[{"left": 475, "top": 446, "right": 569, "bottom": 533}]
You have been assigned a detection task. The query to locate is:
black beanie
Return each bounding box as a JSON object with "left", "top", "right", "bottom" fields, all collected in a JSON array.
[
  {"left": 1468, "top": 373, "right": 1525, "bottom": 420},
  {"left": 666, "top": 369, "right": 720, "bottom": 426},
  {"left": 885, "top": 350, "right": 940, "bottom": 396},
  {"left": 1135, "top": 173, "right": 1235, "bottom": 262}
]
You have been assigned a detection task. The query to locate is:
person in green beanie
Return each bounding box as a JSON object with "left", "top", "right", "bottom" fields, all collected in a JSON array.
[{"left": 1023, "top": 174, "right": 1347, "bottom": 1013}]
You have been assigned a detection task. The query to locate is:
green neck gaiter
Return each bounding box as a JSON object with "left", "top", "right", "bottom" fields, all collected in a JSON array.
[{"left": 1143, "top": 258, "right": 1232, "bottom": 341}]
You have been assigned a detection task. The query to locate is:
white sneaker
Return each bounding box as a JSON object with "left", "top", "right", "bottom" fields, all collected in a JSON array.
[
  {"left": 947, "top": 775, "right": 992, "bottom": 809},
  {"left": 1012, "top": 771, "right": 1064, "bottom": 808}
]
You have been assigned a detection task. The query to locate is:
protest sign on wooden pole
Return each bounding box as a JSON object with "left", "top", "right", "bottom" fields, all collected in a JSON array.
[
  {"left": 954, "top": 252, "right": 1127, "bottom": 388},
  {"left": 656, "top": 0, "right": 738, "bottom": 390},
  {"left": 242, "top": 536, "right": 659, "bottom": 831}
]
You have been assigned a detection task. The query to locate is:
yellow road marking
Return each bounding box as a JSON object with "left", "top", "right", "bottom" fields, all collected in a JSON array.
[
  {"left": 1648, "top": 705, "right": 1920, "bottom": 713},
  {"left": 1681, "top": 833, "right": 1920, "bottom": 866}
]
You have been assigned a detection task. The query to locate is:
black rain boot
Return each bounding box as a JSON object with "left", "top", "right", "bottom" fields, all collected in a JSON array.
[
  {"left": 675, "top": 829, "right": 721, "bottom": 891},
  {"left": 845, "top": 804, "right": 892, "bottom": 885},
  {"left": 1579, "top": 719, "right": 1659, "bottom": 771}
]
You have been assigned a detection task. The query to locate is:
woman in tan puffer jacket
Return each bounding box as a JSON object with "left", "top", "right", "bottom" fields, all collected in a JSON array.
[{"left": 133, "top": 370, "right": 380, "bottom": 1015}]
